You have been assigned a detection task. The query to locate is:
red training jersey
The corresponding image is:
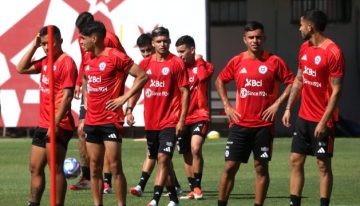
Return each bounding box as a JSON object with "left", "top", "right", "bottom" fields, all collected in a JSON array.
[
  {"left": 83, "top": 48, "right": 134, "bottom": 125},
  {"left": 76, "top": 31, "right": 126, "bottom": 86},
  {"left": 140, "top": 53, "right": 189, "bottom": 130},
  {"left": 218, "top": 51, "right": 294, "bottom": 128},
  {"left": 185, "top": 57, "right": 214, "bottom": 125},
  {"left": 298, "top": 38, "right": 345, "bottom": 123},
  {"left": 33, "top": 53, "right": 78, "bottom": 130}
]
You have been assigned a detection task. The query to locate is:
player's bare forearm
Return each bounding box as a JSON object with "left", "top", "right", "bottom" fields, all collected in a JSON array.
[
  {"left": 123, "top": 64, "right": 148, "bottom": 103},
  {"left": 215, "top": 77, "right": 231, "bottom": 108},
  {"left": 55, "top": 88, "right": 74, "bottom": 126},
  {"left": 318, "top": 77, "right": 343, "bottom": 125},
  {"left": 179, "top": 85, "right": 190, "bottom": 124},
  {"left": 16, "top": 35, "right": 40, "bottom": 74},
  {"left": 285, "top": 70, "right": 303, "bottom": 110}
]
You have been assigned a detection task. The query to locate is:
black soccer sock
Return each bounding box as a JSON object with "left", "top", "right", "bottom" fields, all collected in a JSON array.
[
  {"left": 82, "top": 166, "right": 90, "bottom": 180},
  {"left": 320, "top": 198, "right": 330, "bottom": 206},
  {"left": 138, "top": 171, "right": 151, "bottom": 191},
  {"left": 174, "top": 173, "right": 181, "bottom": 188},
  {"left": 187, "top": 177, "right": 195, "bottom": 191},
  {"left": 254, "top": 204, "right": 263, "bottom": 206},
  {"left": 218, "top": 200, "right": 228, "bottom": 206},
  {"left": 194, "top": 172, "right": 203, "bottom": 188},
  {"left": 166, "top": 186, "right": 179, "bottom": 203},
  {"left": 28, "top": 202, "right": 40, "bottom": 206},
  {"left": 290, "top": 194, "right": 301, "bottom": 206},
  {"left": 103, "top": 173, "right": 112, "bottom": 187},
  {"left": 152, "top": 185, "right": 164, "bottom": 204}
]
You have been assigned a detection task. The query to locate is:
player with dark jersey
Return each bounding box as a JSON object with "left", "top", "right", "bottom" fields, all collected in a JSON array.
[
  {"left": 79, "top": 21, "right": 148, "bottom": 206},
  {"left": 215, "top": 21, "right": 294, "bottom": 206},
  {"left": 127, "top": 26, "right": 189, "bottom": 206},
  {"left": 17, "top": 25, "right": 77, "bottom": 206},
  {"left": 175, "top": 35, "right": 214, "bottom": 200},
  {"left": 70, "top": 11, "right": 127, "bottom": 193},
  {"left": 282, "top": 10, "right": 345, "bottom": 206}
]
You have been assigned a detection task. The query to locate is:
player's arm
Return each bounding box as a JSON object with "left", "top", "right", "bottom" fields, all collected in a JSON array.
[
  {"left": 196, "top": 55, "right": 214, "bottom": 81},
  {"left": 176, "top": 85, "right": 190, "bottom": 137},
  {"left": 282, "top": 69, "right": 303, "bottom": 127},
  {"left": 314, "top": 76, "right": 343, "bottom": 138},
  {"left": 55, "top": 88, "right": 74, "bottom": 127},
  {"left": 262, "top": 83, "right": 292, "bottom": 121},
  {"left": 215, "top": 76, "right": 241, "bottom": 122},
  {"left": 16, "top": 34, "right": 41, "bottom": 74},
  {"left": 105, "top": 63, "right": 148, "bottom": 111}
]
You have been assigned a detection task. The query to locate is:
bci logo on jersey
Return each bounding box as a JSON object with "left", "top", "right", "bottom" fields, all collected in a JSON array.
[
  {"left": 162, "top": 67, "right": 170, "bottom": 75},
  {"left": 245, "top": 78, "right": 262, "bottom": 87},
  {"left": 99, "top": 62, "right": 106, "bottom": 71},
  {"left": 88, "top": 75, "right": 102, "bottom": 83},
  {"left": 304, "top": 66, "right": 317, "bottom": 77},
  {"left": 150, "top": 80, "right": 165, "bottom": 87}
]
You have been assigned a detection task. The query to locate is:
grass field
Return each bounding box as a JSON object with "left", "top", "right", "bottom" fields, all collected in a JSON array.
[{"left": 0, "top": 137, "right": 359, "bottom": 206}]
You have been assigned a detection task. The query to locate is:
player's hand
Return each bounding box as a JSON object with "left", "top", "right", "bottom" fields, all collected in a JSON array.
[
  {"left": 126, "top": 112, "right": 135, "bottom": 126},
  {"left": 282, "top": 110, "right": 291, "bottom": 127},
  {"left": 261, "top": 103, "right": 279, "bottom": 121},
  {"left": 33, "top": 34, "right": 41, "bottom": 48},
  {"left": 176, "top": 121, "right": 185, "bottom": 137},
  {"left": 224, "top": 105, "right": 241, "bottom": 122},
  {"left": 105, "top": 96, "right": 126, "bottom": 111},
  {"left": 195, "top": 54, "right": 203, "bottom": 60},
  {"left": 314, "top": 122, "right": 326, "bottom": 139},
  {"left": 74, "top": 85, "right": 82, "bottom": 99}
]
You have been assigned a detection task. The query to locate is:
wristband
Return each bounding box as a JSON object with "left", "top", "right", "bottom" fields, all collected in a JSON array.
[{"left": 126, "top": 107, "right": 133, "bottom": 113}]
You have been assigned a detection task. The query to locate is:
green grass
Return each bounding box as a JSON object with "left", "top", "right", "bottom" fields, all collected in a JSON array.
[{"left": 0, "top": 137, "right": 359, "bottom": 206}]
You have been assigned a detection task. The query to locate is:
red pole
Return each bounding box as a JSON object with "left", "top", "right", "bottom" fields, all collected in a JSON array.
[{"left": 47, "top": 25, "right": 56, "bottom": 206}]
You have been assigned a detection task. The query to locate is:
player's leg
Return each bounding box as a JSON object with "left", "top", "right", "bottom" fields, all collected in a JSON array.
[
  {"left": 104, "top": 140, "right": 127, "bottom": 205},
  {"left": 70, "top": 104, "right": 90, "bottom": 190},
  {"left": 314, "top": 124, "right": 335, "bottom": 206},
  {"left": 46, "top": 129, "right": 73, "bottom": 205},
  {"left": 218, "top": 124, "right": 251, "bottom": 206},
  {"left": 28, "top": 128, "right": 48, "bottom": 205},
  {"left": 253, "top": 160, "right": 269, "bottom": 206},
  {"left": 289, "top": 118, "right": 310, "bottom": 206},
  {"left": 85, "top": 125, "right": 105, "bottom": 205},
  {"left": 178, "top": 128, "right": 194, "bottom": 198},
  {"left": 130, "top": 148, "right": 156, "bottom": 196},
  {"left": 103, "top": 150, "right": 113, "bottom": 194}
]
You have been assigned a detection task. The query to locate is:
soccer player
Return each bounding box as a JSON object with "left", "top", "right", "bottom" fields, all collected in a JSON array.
[
  {"left": 282, "top": 10, "right": 345, "bottom": 206},
  {"left": 70, "top": 11, "right": 127, "bottom": 193},
  {"left": 129, "top": 33, "right": 183, "bottom": 197},
  {"left": 175, "top": 35, "right": 214, "bottom": 200},
  {"left": 128, "top": 26, "right": 189, "bottom": 206},
  {"left": 16, "top": 25, "right": 77, "bottom": 206},
  {"left": 215, "top": 21, "right": 294, "bottom": 206},
  {"left": 79, "top": 21, "right": 148, "bottom": 206}
]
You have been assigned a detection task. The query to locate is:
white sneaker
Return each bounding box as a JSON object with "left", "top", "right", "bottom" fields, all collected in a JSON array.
[
  {"left": 130, "top": 185, "right": 143, "bottom": 197},
  {"left": 167, "top": 201, "right": 181, "bottom": 206},
  {"left": 69, "top": 176, "right": 91, "bottom": 190},
  {"left": 146, "top": 199, "right": 157, "bottom": 206}
]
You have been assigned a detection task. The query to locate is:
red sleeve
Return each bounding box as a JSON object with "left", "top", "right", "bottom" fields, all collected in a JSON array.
[
  {"left": 105, "top": 32, "right": 127, "bottom": 54},
  {"left": 196, "top": 57, "right": 214, "bottom": 81},
  {"left": 60, "top": 56, "right": 78, "bottom": 89},
  {"left": 33, "top": 58, "right": 44, "bottom": 74},
  {"left": 111, "top": 48, "right": 134, "bottom": 73},
  {"left": 274, "top": 56, "right": 295, "bottom": 85},
  {"left": 174, "top": 59, "right": 188, "bottom": 88},
  {"left": 328, "top": 45, "right": 345, "bottom": 78},
  {"left": 218, "top": 57, "right": 237, "bottom": 83}
]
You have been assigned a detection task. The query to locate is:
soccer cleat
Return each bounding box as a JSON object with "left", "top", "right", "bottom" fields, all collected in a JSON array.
[
  {"left": 69, "top": 176, "right": 91, "bottom": 190},
  {"left": 179, "top": 191, "right": 194, "bottom": 200},
  {"left": 103, "top": 182, "right": 112, "bottom": 194},
  {"left": 130, "top": 185, "right": 143, "bottom": 197},
  {"left": 193, "top": 187, "right": 203, "bottom": 200},
  {"left": 167, "top": 200, "right": 181, "bottom": 206},
  {"left": 146, "top": 199, "right": 157, "bottom": 206}
]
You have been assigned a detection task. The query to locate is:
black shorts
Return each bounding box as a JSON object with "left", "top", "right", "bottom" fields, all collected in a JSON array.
[
  {"left": 177, "top": 121, "right": 209, "bottom": 154},
  {"left": 79, "top": 96, "right": 86, "bottom": 120},
  {"left": 225, "top": 124, "right": 274, "bottom": 163},
  {"left": 146, "top": 128, "right": 176, "bottom": 159},
  {"left": 84, "top": 123, "right": 124, "bottom": 144},
  {"left": 32, "top": 127, "right": 73, "bottom": 150},
  {"left": 291, "top": 117, "right": 335, "bottom": 158}
]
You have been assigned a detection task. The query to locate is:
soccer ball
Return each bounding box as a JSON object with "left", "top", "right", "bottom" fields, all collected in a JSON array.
[
  {"left": 207, "top": 130, "right": 220, "bottom": 139},
  {"left": 63, "top": 157, "right": 81, "bottom": 179}
]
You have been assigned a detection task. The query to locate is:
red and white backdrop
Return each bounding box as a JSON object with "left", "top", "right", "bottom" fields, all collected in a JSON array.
[{"left": 0, "top": 0, "right": 207, "bottom": 127}]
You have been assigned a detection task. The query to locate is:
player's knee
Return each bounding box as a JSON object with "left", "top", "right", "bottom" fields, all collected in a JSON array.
[
  {"left": 289, "top": 153, "right": 305, "bottom": 167},
  {"left": 316, "top": 158, "right": 332, "bottom": 173},
  {"left": 191, "top": 145, "right": 202, "bottom": 157},
  {"left": 223, "top": 162, "right": 239, "bottom": 176}
]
